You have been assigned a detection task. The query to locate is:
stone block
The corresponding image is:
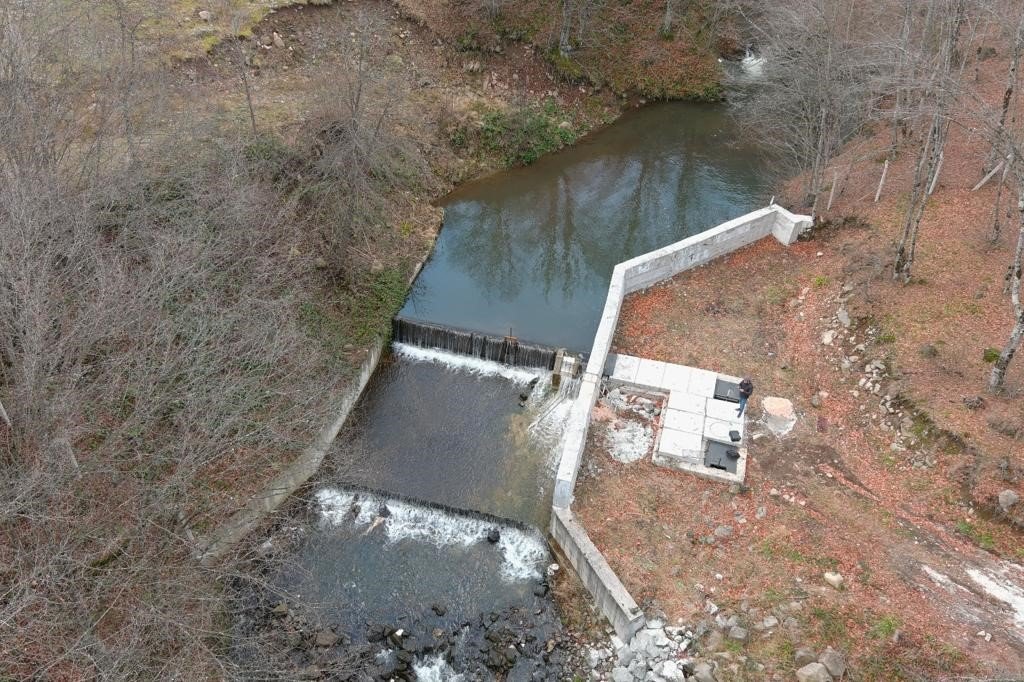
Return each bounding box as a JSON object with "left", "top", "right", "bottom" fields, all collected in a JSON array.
[
  {"left": 667, "top": 390, "right": 705, "bottom": 414},
  {"left": 634, "top": 359, "right": 667, "bottom": 388},
  {"left": 607, "top": 354, "right": 640, "bottom": 383},
  {"left": 704, "top": 416, "right": 739, "bottom": 443},
  {"left": 688, "top": 368, "right": 717, "bottom": 396},
  {"left": 705, "top": 397, "right": 743, "bottom": 423},
  {"left": 657, "top": 428, "right": 703, "bottom": 460},
  {"left": 663, "top": 408, "right": 704, "bottom": 435},
  {"left": 762, "top": 396, "right": 797, "bottom": 435},
  {"left": 662, "top": 364, "right": 693, "bottom": 391}
]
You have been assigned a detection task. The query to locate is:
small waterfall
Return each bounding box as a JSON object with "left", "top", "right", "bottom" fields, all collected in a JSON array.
[
  {"left": 556, "top": 375, "right": 581, "bottom": 401},
  {"left": 315, "top": 487, "right": 548, "bottom": 582},
  {"left": 392, "top": 317, "right": 558, "bottom": 370}
]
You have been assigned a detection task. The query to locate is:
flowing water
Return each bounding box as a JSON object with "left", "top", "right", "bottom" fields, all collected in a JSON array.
[{"left": 260, "top": 101, "right": 771, "bottom": 676}]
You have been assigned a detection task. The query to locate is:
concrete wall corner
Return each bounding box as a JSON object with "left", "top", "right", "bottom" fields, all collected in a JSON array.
[{"left": 769, "top": 205, "right": 813, "bottom": 245}]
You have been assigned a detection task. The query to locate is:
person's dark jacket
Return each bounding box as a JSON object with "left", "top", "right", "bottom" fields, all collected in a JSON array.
[{"left": 739, "top": 378, "right": 754, "bottom": 399}]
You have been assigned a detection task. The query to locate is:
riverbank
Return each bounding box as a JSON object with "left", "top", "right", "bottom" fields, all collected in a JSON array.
[
  {"left": 179, "top": 0, "right": 627, "bottom": 543},
  {"left": 568, "top": 107, "right": 1024, "bottom": 677}
]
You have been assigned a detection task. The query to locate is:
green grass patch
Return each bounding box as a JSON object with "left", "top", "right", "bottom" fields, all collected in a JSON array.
[
  {"left": 982, "top": 347, "right": 1001, "bottom": 363},
  {"left": 870, "top": 614, "right": 901, "bottom": 639},
  {"left": 810, "top": 606, "right": 848, "bottom": 643},
  {"left": 812, "top": 275, "right": 830, "bottom": 288},
  {"left": 759, "top": 540, "right": 838, "bottom": 569},
  {"left": 478, "top": 99, "right": 577, "bottom": 166},
  {"left": 954, "top": 520, "right": 995, "bottom": 550}
]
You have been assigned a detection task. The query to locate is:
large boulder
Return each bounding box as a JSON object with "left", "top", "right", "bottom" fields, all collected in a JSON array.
[
  {"left": 819, "top": 647, "right": 846, "bottom": 678},
  {"left": 692, "top": 661, "right": 718, "bottom": 682},
  {"left": 796, "top": 662, "right": 833, "bottom": 682},
  {"left": 762, "top": 397, "right": 797, "bottom": 435},
  {"left": 998, "top": 489, "right": 1020, "bottom": 512}
]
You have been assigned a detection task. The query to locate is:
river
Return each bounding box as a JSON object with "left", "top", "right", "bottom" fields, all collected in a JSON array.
[{"left": 248, "top": 101, "right": 771, "bottom": 679}]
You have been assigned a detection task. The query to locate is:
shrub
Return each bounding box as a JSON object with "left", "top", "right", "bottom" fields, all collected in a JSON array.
[{"left": 479, "top": 99, "right": 576, "bottom": 166}]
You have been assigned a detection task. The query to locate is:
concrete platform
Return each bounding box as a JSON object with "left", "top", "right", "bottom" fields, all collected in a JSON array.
[{"left": 605, "top": 353, "right": 747, "bottom": 484}]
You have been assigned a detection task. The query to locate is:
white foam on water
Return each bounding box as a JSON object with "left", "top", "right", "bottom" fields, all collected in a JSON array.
[
  {"left": 315, "top": 488, "right": 376, "bottom": 525},
  {"left": 967, "top": 565, "right": 1024, "bottom": 628},
  {"left": 315, "top": 488, "right": 547, "bottom": 582},
  {"left": 393, "top": 343, "right": 546, "bottom": 385},
  {"left": 741, "top": 53, "right": 765, "bottom": 76},
  {"left": 412, "top": 654, "right": 464, "bottom": 682},
  {"left": 528, "top": 395, "right": 575, "bottom": 468}
]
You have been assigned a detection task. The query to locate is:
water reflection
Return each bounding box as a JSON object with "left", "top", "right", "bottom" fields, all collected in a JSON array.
[{"left": 401, "top": 102, "right": 771, "bottom": 350}]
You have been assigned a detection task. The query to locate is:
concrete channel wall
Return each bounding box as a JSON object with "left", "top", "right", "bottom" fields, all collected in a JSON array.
[
  {"left": 198, "top": 253, "right": 435, "bottom": 563},
  {"left": 551, "top": 507, "right": 646, "bottom": 641},
  {"left": 549, "top": 204, "right": 811, "bottom": 640}
]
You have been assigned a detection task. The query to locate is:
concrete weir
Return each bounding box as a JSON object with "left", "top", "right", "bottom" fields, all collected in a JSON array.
[{"left": 549, "top": 204, "right": 811, "bottom": 641}]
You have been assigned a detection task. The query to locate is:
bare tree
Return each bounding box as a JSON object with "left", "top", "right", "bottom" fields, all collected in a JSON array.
[
  {"left": 737, "top": 0, "right": 883, "bottom": 213},
  {"left": 990, "top": 181, "right": 1024, "bottom": 390},
  {"left": 893, "top": 0, "right": 970, "bottom": 282}
]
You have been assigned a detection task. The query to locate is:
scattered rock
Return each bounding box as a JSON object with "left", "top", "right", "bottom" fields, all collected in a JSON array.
[
  {"left": 821, "top": 330, "right": 836, "bottom": 346},
  {"left": 760, "top": 615, "right": 779, "bottom": 629},
  {"left": 714, "top": 525, "right": 733, "bottom": 539},
  {"left": 558, "top": 120, "right": 572, "bottom": 130},
  {"left": 998, "top": 489, "right": 1020, "bottom": 512},
  {"left": 704, "top": 629, "right": 723, "bottom": 652},
  {"left": 823, "top": 571, "right": 844, "bottom": 590},
  {"left": 837, "top": 309, "right": 851, "bottom": 328},
  {"left": 272, "top": 31, "right": 285, "bottom": 49},
  {"left": 297, "top": 665, "right": 321, "bottom": 680},
  {"left": 314, "top": 629, "right": 339, "bottom": 647},
  {"left": 963, "top": 395, "right": 986, "bottom": 410},
  {"left": 794, "top": 646, "right": 817, "bottom": 666},
  {"left": 796, "top": 661, "right": 833, "bottom": 682},
  {"left": 198, "top": 9, "right": 212, "bottom": 21},
  {"left": 810, "top": 393, "right": 822, "bottom": 408},
  {"left": 727, "top": 626, "right": 748, "bottom": 642},
  {"left": 756, "top": 506, "right": 767, "bottom": 519},
  {"left": 272, "top": 601, "right": 289, "bottom": 617},
  {"left": 431, "top": 603, "right": 447, "bottom": 616},
  {"left": 692, "top": 660, "right": 718, "bottom": 682},
  {"left": 819, "top": 647, "right": 846, "bottom": 678},
  {"left": 611, "top": 666, "right": 632, "bottom": 682},
  {"left": 487, "top": 528, "right": 501, "bottom": 543},
  {"left": 655, "top": 659, "right": 686, "bottom": 681}
]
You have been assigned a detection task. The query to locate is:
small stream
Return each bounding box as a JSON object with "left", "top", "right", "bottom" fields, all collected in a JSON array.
[{"left": 244, "top": 101, "right": 771, "bottom": 679}]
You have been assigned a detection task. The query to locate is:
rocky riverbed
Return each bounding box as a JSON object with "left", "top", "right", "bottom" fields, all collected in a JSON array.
[
  {"left": 578, "top": 607, "right": 848, "bottom": 682},
  {"left": 230, "top": 502, "right": 585, "bottom": 680}
]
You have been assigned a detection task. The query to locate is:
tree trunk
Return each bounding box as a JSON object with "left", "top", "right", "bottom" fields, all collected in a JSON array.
[
  {"left": 986, "top": 10, "right": 1024, "bottom": 171},
  {"left": 662, "top": 0, "right": 675, "bottom": 36},
  {"left": 559, "top": 0, "right": 574, "bottom": 55},
  {"left": 990, "top": 185, "right": 1024, "bottom": 391}
]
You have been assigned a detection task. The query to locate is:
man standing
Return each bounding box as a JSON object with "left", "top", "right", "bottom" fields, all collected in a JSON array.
[{"left": 737, "top": 377, "right": 754, "bottom": 417}]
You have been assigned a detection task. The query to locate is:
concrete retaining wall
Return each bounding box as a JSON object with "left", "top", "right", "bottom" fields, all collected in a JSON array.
[
  {"left": 553, "top": 204, "right": 810, "bottom": 509},
  {"left": 551, "top": 507, "right": 645, "bottom": 641},
  {"left": 549, "top": 204, "right": 811, "bottom": 640}
]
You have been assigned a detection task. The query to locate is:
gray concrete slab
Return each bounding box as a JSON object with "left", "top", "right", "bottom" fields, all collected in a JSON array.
[
  {"left": 667, "top": 390, "right": 705, "bottom": 414},
  {"left": 634, "top": 359, "right": 668, "bottom": 388},
  {"left": 687, "top": 368, "right": 718, "bottom": 397},
  {"left": 663, "top": 408, "right": 704, "bottom": 435}
]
